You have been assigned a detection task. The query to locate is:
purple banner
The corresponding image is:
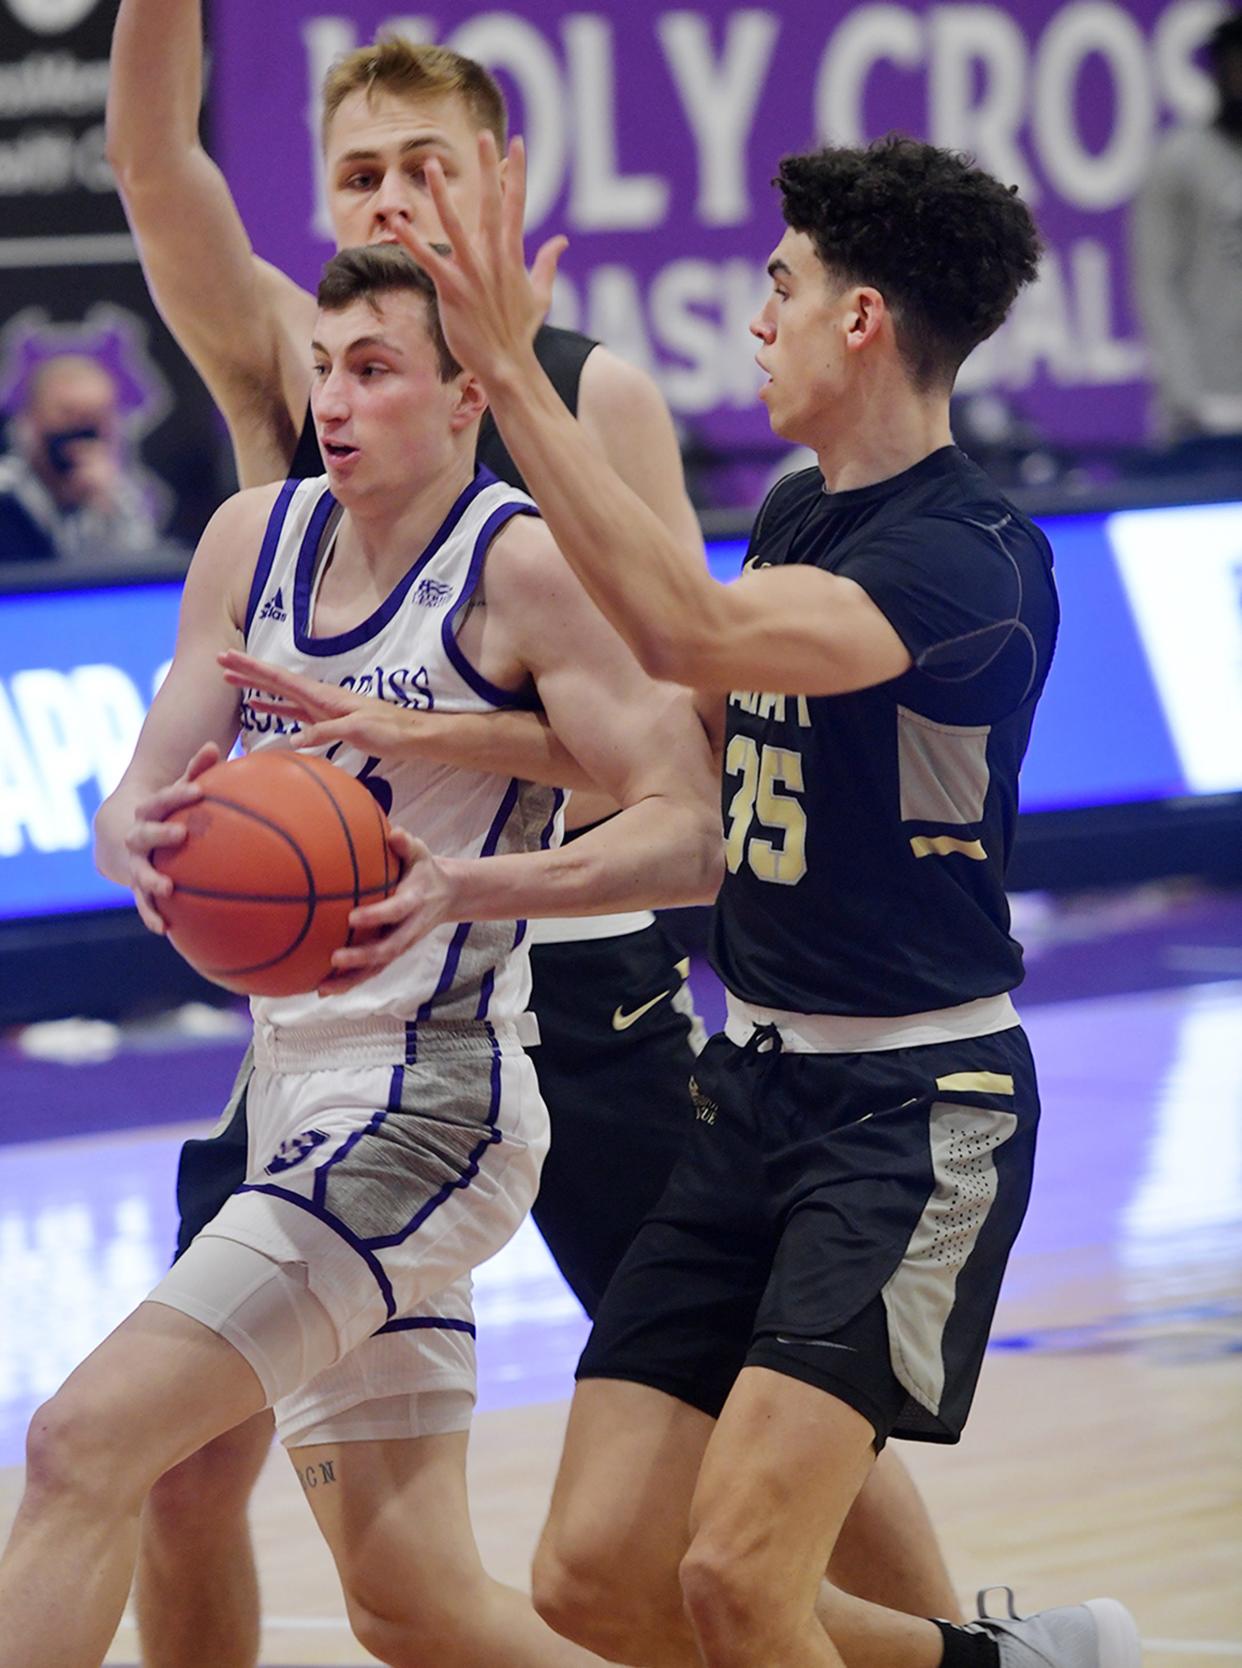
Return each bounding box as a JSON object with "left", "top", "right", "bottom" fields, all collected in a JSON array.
[{"left": 211, "top": 0, "right": 1230, "bottom": 462}]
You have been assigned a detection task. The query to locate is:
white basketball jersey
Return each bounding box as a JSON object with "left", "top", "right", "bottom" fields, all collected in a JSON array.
[{"left": 239, "top": 468, "right": 563, "bottom": 1033}]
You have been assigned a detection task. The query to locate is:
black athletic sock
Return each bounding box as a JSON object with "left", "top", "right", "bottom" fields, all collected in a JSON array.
[{"left": 933, "top": 1619, "right": 1002, "bottom": 1668}]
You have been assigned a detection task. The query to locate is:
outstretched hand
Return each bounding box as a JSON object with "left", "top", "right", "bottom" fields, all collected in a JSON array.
[
  {"left": 219, "top": 648, "right": 429, "bottom": 757},
  {"left": 388, "top": 131, "right": 568, "bottom": 385}
]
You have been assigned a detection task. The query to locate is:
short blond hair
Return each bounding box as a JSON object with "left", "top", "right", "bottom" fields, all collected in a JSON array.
[{"left": 321, "top": 37, "right": 508, "bottom": 152}]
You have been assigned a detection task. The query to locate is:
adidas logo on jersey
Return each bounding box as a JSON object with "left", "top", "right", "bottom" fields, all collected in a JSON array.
[{"left": 258, "top": 586, "right": 287, "bottom": 622}]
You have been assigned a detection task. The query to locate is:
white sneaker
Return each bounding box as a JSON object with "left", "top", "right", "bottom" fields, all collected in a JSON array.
[{"left": 969, "top": 1586, "right": 1142, "bottom": 1667}]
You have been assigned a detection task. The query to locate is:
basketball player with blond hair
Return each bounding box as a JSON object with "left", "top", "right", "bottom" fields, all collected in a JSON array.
[
  {"left": 105, "top": 7, "right": 966, "bottom": 1663},
  {"left": 0, "top": 243, "right": 721, "bottom": 1668}
]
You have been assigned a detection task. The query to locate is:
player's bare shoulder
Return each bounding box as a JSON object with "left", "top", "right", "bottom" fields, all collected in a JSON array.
[
  {"left": 467, "top": 509, "right": 607, "bottom": 691},
  {"left": 577, "top": 347, "right": 676, "bottom": 456},
  {"left": 480, "top": 509, "right": 580, "bottom": 622},
  {"left": 188, "top": 481, "right": 289, "bottom": 630},
  {"left": 577, "top": 347, "right": 702, "bottom": 550},
  {"left": 486, "top": 506, "right": 562, "bottom": 570},
  {"left": 201, "top": 479, "right": 286, "bottom": 544},
  {"left": 578, "top": 343, "right": 650, "bottom": 398}
]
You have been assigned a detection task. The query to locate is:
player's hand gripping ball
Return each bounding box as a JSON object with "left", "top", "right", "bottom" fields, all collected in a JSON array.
[{"left": 153, "top": 751, "right": 398, "bottom": 995}]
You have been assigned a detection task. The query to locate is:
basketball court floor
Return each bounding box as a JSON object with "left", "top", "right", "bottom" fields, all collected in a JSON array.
[{"left": 1, "top": 885, "right": 1239, "bottom": 1666}]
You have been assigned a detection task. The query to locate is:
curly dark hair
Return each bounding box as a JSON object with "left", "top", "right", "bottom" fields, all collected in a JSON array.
[
  {"left": 774, "top": 135, "right": 1042, "bottom": 390},
  {"left": 1208, "top": 9, "right": 1242, "bottom": 63}
]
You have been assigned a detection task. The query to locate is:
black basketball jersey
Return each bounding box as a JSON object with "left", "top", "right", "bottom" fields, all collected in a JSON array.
[
  {"left": 288, "top": 323, "right": 598, "bottom": 485},
  {"left": 709, "top": 446, "right": 1059, "bottom": 1018}
]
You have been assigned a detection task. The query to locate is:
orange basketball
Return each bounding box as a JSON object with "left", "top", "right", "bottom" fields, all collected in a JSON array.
[{"left": 153, "top": 751, "right": 398, "bottom": 996}]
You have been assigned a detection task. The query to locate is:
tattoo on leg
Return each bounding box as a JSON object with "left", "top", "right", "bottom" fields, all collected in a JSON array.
[{"left": 299, "top": 1459, "right": 337, "bottom": 1491}]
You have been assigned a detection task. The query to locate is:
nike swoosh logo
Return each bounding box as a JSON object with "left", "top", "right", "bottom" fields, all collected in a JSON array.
[
  {"left": 612, "top": 989, "right": 672, "bottom": 1031},
  {"left": 774, "top": 1336, "right": 857, "bottom": 1352}
]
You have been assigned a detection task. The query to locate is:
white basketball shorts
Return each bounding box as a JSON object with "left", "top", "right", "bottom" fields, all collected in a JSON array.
[{"left": 149, "top": 1016, "right": 547, "bottom": 1446}]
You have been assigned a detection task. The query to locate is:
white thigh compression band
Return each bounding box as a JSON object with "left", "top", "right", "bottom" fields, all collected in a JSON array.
[{"left": 148, "top": 1234, "right": 341, "bottom": 1406}]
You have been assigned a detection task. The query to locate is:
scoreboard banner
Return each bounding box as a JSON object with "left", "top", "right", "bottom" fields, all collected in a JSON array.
[{"left": 208, "top": 0, "right": 1231, "bottom": 470}]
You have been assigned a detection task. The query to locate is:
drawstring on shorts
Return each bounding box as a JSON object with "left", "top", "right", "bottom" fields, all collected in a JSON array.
[
  {"left": 727, "top": 1022, "right": 784, "bottom": 1107},
  {"left": 740, "top": 1021, "right": 782, "bottom": 1060}
]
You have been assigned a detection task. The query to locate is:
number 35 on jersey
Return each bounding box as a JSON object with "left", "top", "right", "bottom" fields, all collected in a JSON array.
[{"left": 724, "top": 733, "right": 809, "bottom": 886}]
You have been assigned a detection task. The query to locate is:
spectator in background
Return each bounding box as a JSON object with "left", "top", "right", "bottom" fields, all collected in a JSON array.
[
  {"left": 1131, "top": 10, "right": 1242, "bottom": 455},
  {"left": 0, "top": 353, "right": 161, "bottom": 563}
]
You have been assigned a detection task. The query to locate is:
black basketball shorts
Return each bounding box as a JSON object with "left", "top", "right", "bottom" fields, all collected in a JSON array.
[
  {"left": 174, "top": 921, "right": 701, "bottom": 1317},
  {"left": 527, "top": 921, "right": 701, "bottom": 1316},
  {"left": 175, "top": 1048, "right": 252, "bottom": 1260},
  {"left": 576, "top": 1021, "right": 1040, "bottom": 1446}
]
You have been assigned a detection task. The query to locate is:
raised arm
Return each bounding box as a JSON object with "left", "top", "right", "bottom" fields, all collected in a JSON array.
[
  {"left": 217, "top": 647, "right": 598, "bottom": 790},
  {"left": 106, "top": 0, "right": 315, "bottom": 484},
  {"left": 392, "top": 136, "right": 910, "bottom": 697},
  {"left": 95, "top": 488, "right": 274, "bottom": 927},
  {"left": 445, "top": 366, "right": 909, "bottom": 696}
]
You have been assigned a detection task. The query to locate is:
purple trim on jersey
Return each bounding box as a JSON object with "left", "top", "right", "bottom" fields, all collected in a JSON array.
[
  {"left": 373, "top": 1316, "right": 477, "bottom": 1338},
  {"left": 292, "top": 467, "right": 497, "bottom": 658},
  {"left": 474, "top": 968, "right": 496, "bottom": 1020},
  {"left": 368, "top": 1023, "right": 504, "bottom": 1251},
  {"left": 441, "top": 501, "right": 542, "bottom": 710},
  {"left": 311, "top": 1091, "right": 394, "bottom": 1210},
  {"left": 244, "top": 479, "right": 301, "bottom": 636},
  {"left": 405, "top": 1022, "right": 418, "bottom": 1065},
  {"left": 418, "top": 919, "right": 474, "bottom": 1025},
  {"left": 416, "top": 778, "right": 521, "bottom": 1023},
  {"left": 286, "top": 484, "right": 340, "bottom": 651},
  {"left": 236, "top": 1180, "right": 398, "bottom": 1319},
  {"left": 540, "top": 789, "right": 565, "bottom": 849}
]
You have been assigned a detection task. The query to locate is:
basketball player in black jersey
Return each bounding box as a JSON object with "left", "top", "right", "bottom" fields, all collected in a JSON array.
[
  {"left": 105, "top": 14, "right": 960, "bottom": 1667},
  {"left": 396, "top": 135, "right": 1141, "bottom": 1668}
]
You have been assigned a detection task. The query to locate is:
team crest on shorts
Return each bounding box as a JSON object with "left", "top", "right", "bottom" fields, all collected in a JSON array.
[
  {"left": 688, "top": 1076, "right": 718, "bottom": 1125},
  {"left": 266, "top": 1129, "right": 330, "bottom": 1174}
]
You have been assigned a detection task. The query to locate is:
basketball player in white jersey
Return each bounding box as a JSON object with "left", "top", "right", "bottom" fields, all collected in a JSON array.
[
  {"left": 106, "top": 12, "right": 964, "bottom": 1665},
  {"left": 0, "top": 247, "right": 720, "bottom": 1668}
]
